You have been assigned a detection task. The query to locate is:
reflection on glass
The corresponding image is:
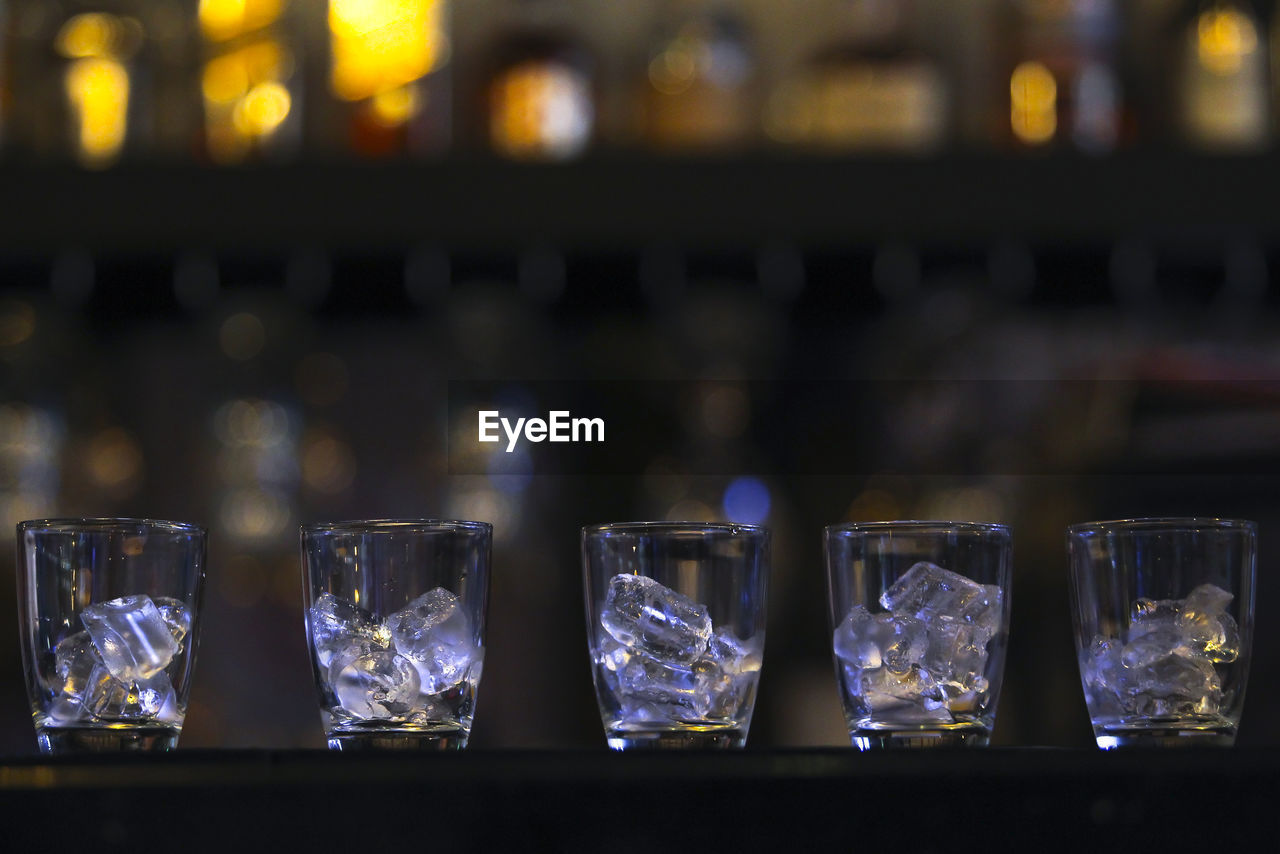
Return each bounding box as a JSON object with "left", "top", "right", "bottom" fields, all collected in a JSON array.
[
  {"left": 1003, "top": 0, "right": 1123, "bottom": 153},
  {"left": 57, "top": 12, "right": 142, "bottom": 167},
  {"left": 490, "top": 61, "right": 592, "bottom": 159},
  {"left": 766, "top": 0, "right": 947, "bottom": 152},
  {"left": 484, "top": 0, "right": 594, "bottom": 160},
  {"left": 1178, "top": 0, "right": 1269, "bottom": 149},
  {"left": 640, "top": 2, "right": 755, "bottom": 150},
  {"left": 328, "top": 0, "right": 450, "bottom": 155},
  {"left": 199, "top": 0, "right": 298, "bottom": 163}
]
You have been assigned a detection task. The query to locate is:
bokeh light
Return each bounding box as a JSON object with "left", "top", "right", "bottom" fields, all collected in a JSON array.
[{"left": 722, "top": 476, "right": 770, "bottom": 524}]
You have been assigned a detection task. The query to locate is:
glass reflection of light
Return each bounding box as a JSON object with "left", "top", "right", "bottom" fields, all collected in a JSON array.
[
  {"left": 1010, "top": 60, "right": 1057, "bottom": 145},
  {"left": 329, "top": 0, "right": 444, "bottom": 124},
  {"left": 490, "top": 61, "right": 593, "bottom": 160},
  {"left": 200, "top": 1, "right": 293, "bottom": 163},
  {"left": 200, "top": 0, "right": 285, "bottom": 41},
  {"left": 1197, "top": 6, "right": 1257, "bottom": 75},
  {"left": 57, "top": 13, "right": 141, "bottom": 167}
]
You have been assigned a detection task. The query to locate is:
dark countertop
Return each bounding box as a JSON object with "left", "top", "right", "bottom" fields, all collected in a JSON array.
[{"left": 0, "top": 748, "right": 1274, "bottom": 851}]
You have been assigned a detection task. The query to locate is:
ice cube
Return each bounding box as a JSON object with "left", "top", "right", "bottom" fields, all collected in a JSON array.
[
  {"left": 309, "top": 592, "right": 390, "bottom": 668},
  {"left": 80, "top": 595, "right": 179, "bottom": 682},
  {"left": 153, "top": 597, "right": 192, "bottom": 646},
  {"left": 1083, "top": 635, "right": 1129, "bottom": 717},
  {"left": 833, "top": 606, "right": 927, "bottom": 674},
  {"left": 700, "top": 627, "right": 761, "bottom": 719},
  {"left": 54, "top": 631, "right": 100, "bottom": 701},
  {"left": 880, "top": 561, "right": 990, "bottom": 625},
  {"left": 1128, "top": 598, "right": 1181, "bottom": 638},
  {"left": 1085, "top": 637, "right": 1126, "bottom": 711},
  {"left": 966, "top": 584, "right": 1004, "bottom": 644},
  {"left": 1182, "top": 583, "right": 1233, "bottom": 617},
  {"left": 82, "top": 665, "right": 172, "bottom": 721},
  {"left": 1130, "top": 653, "right": 1221, "bottom": 718},
  {"left": 923, "top": 619, "right": 990, "bottom": 697},
  {"left": 855, "top": 665, "right": 951, "bottom": 723},
  {"left": 331, "top": 646, "right": 421, "bottom": 719},
  {"left": 1179, "top": 611, "right": 1240, "bottom": 664},
  {"left": 599, "top": 632, "right": 632, "bottom": 672},
  {"left": 1178, "top": 587, "right": 1240, "bottom": 663},
  {"left": 615, "top": 650, "right": 719, "bottom": 717},
  {"left": 1120, "top": 627, "right": 1185, "bottom": 669},
  {"left": 704, "top": 626, "right": 762, "bottom": 676},
  {"left": 388, "top": 588, "right": 476, "bottom": 695},
  {"left": 45, "top": 695, "right": 88, "bottom": 725},
  {"left": 620, "top": 699, "right": 688, "bottom": 723},
  {"left": 601, "top": 574, "right": 712, "bottom": 664}
]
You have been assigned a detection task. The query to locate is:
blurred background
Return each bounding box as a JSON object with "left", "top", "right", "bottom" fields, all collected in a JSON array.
[{"left": 2, "top": 0, "right": 1280, "bottom": 752}]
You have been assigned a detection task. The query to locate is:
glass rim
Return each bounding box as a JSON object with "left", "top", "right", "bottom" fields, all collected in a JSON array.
[
  {"left": 582, "top": 521, "right": 768, "bottom": 536},
  {"left": 301, "top": 518, "right": 493, "bottom": 535},
  {"left": 1067, "top": 517, "right": 1257, "bottom": 535},
  {"left": 824, "top": 520, "right": 1010, "bottom": 535},
  {"left": 16, "top": 517, "right": 207, "bottom": 535}
]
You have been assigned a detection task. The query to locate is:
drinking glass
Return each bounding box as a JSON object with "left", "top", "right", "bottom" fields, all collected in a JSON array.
[
  {"left": 1067, "top": 518, "right": 1256, "bottom": 748},
  {"left": 582, "top": 522, "right": 769, "bottom": 750},
  {"left": 17, "top": 518, "right": 207, "bottom": 753},
  {"left": 301, "top": 519, "right": 491, "bottom": 750},
  {"left": 824, "top": 521, "right": 1012, "bottom": 750}
]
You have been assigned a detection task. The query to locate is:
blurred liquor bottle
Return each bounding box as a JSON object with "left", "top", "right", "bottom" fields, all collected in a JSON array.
[
  {"left": 637, "top": 0, "right": 756, "bottom": 151},
  {"left": 196, "top": 0, "right": 302, "bottom": 164},
  {"left": 319, "top": 0, "right": 451, "bottom": 157},
  {"left": 764, "top": 0, "right": 949, "bottom": 152},
  {"left": 1000, "top": 0, "right": 1127, "bottom": 153},
  {"left": 478, "top": 0, "right": 595, "bottom": 160},
  {"left": 7, "top": 0, "right": 186, "bottom": 166},
  {"left": 1172, "top": 0, "right": 1269, "bottom": 150}
]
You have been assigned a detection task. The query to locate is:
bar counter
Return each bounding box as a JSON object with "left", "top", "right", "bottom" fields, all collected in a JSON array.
[{"left": 0, "top": 748, "right": 1273, "bottom": 851}]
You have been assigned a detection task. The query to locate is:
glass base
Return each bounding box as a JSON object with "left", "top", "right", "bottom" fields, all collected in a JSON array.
[
  {"left": 1095, "top": 727, "right": 1236, "bottom": 749},
  {"left": 851, "top": 728, "right": 990, "bottom": 750},
  {"left": 37, "top": 726, "right": 179, "bottom": 754},
  {"left": 327, "top": 724, "right": 469, "bottom": 751},
  {"left": 606, "top": 727, "right": 746, "bottom": 750}
]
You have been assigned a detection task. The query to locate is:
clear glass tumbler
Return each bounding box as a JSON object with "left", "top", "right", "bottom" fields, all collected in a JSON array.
[
  {"left": 582, "top": 522, "right": 769, "bottom": 750},
  {"left": 824, "top": 521, "right": 1013, "bottom": 750},
  {"left": 17, "top": 518, "right": 207, "bottom": 753},
  {"left": 301, "top": 519, "right": 491, "bottom": 750},
  {"left": 1067, "top": 517, "right": 1256, "bottom": 748}
]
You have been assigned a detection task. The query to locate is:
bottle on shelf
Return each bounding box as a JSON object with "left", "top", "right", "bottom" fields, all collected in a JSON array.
[
  {"left": 477, "top": 0, "right": 596, "bottom": 160},
  {"left": 196, "top": 0, "right": 303, "bottom": 164},
  {"left": 1172, "top": 0, "right": 1269, "bottom": 150},
  {"left": 320, "top": 0, "right": 451, "bottom": 157},
  {"left": 8, "top": 0, "right": 180, "bottom": 167},
  {"left": 637, "top": 0, "right": 757, "bottom": 151},
  {"left": 1000, "top": 0, "right": 1127, "bottom": 153},
  {"left": 764, "top": 0, "right": 949, "bottom": 152}
]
